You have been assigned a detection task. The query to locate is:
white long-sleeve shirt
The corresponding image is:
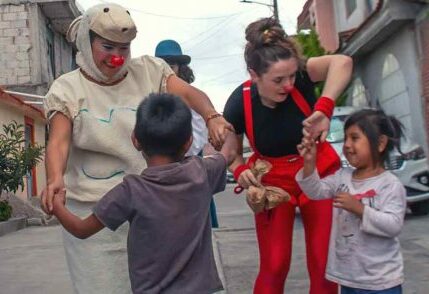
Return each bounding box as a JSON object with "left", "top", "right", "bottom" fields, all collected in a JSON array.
[
  {"left": 296, "top": 168, "right": 406, "bottom": 290},
  {"left": 186, "top": 110, "right": 208, "bottom": 156}
]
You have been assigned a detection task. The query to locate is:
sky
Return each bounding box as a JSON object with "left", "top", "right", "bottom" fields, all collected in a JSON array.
[{"left": 76, "top": 0, "right": 307, "bottom": 111}]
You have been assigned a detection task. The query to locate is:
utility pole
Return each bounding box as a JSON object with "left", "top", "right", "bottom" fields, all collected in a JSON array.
[
  {"left": 273, "top": 0, "right": 278, "bottom": 21},
  {"left": 240, "top": 0, "right": 279, "bottom": 21}
]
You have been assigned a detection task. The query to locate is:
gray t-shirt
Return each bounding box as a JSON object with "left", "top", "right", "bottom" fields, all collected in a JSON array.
[
  {"left": 296, "top": 168, "right": 406, "bottom": 291},
  {"left": 93, "top": 154, "right": 226, "bottom": 294}
]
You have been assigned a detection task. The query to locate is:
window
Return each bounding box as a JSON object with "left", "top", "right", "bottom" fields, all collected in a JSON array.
[
  {"left": 350, "top": 78, "right": 368, "bottom": 107},
  {"left": 381, "top": 54, "right": 400, "bottom": 78},
  {"left": 345, "top": 0, "right": 357, "bottom": 17},
  {"left": 46, "top": 24, "right": 56, "bottom": 78},
  {"left": 378, "top": 53, "right": 412, "bottom": 134}
]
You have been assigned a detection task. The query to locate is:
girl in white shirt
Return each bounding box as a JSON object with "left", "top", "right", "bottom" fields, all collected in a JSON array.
[{"left": 296, "top": 109, "right": 406, "bottom": 294}]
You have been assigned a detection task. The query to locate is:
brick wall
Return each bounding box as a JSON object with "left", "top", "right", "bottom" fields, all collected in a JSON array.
[
  {"left": 0, "top": 3, "right": 76, "bottom": 94},
  {"left": 0, "top": 4, "right": 31, "bottom": 86}
]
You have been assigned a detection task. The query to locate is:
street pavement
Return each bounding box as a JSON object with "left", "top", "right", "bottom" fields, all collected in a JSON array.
[
  {"left": 213, "top": 184, "right": 429, "bottom": 294},
  {"left": 0, "top": 183, "right": 428, "bottom": 293}
]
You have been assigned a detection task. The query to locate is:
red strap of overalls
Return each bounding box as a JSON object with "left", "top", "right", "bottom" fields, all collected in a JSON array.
[
  {"left": 290, "top": 87, "right": 312, "bottom": 117},
  {"left": 234, "top": 81, "right": 314, "bottom": 195},
  {"left": 242, "top": 80, "right": 313, "bottom": 149},
  {"left": 243, "top": 80, "right": 257, "bottom": 152}
]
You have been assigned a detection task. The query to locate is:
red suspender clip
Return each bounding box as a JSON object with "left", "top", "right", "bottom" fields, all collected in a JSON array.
[{"left": 234, "top": 186, "right": 244, "bottom": 194}]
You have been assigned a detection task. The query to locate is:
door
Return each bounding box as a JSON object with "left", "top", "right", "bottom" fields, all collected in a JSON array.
[{"left": 24, "top": 117, "right": 37, "bottom": 199}]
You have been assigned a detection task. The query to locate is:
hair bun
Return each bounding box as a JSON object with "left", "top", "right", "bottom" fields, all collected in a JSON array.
[{"left": 245, "top": 17, "right": 286, "bottom": 48}]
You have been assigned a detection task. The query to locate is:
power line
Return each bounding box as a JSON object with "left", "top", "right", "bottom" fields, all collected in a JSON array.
[
  {"left": 181, "top": 13, "right": 239, "bottom": 46},
  {"left": 202, "top": 68, "right": 244, "bottom": 84},
  {"left": 181, "top": 6, "right": 257, "bottom": 49},
  {"left": 185, "top": 13, "right": 247, "bottom": 51},
  {"left": 239, "top": 0, "right": 278, "bottom": 20},
  {"left": 193, "top": 53, "right": 241, "bottom": 60},
  {"left": 98, "top": 0, "right": 244, "bottom": 20}
]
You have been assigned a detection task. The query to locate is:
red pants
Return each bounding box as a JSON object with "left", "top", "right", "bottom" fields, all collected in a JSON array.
[{"left": 249, "top": 149, "right": 339, "bottom": 294}]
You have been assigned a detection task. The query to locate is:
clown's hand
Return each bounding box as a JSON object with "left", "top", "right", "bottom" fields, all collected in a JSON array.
[{"left": 207, "top": 115, "right": 234, "bottom": 150}]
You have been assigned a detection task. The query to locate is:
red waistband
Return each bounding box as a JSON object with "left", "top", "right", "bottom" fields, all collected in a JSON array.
[{"left": 249, "top": 152, "right": 302, "bottom": 165}]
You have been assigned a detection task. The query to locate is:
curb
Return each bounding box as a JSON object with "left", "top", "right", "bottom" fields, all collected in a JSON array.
[
  {"left": 0, "top": 217, "right": 27, "bottom": 237},
  {"left": 212, "top": 231, "right": 227, "bottom": 293}
]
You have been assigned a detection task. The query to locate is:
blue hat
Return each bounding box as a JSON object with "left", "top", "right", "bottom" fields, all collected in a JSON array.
[{"left": 155, "top": 39, "right": 191, "bottom": 65}]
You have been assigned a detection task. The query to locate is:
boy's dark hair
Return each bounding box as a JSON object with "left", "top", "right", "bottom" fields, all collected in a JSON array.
[
  {"left": 134, "top": 93, "right": 192, "bottom": 159},
  {"left": 344, "top": 109, "right": 404, "bottom": 167}
]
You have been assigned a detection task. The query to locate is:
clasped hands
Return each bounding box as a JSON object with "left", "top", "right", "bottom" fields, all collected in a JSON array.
[{"left": 298, "top": 113, "right": 364, "bottom": 217}]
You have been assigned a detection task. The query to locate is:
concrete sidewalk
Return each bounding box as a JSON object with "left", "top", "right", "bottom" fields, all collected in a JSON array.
[{"left": 0, "top": 225, "right": 73, "bottom": 294}]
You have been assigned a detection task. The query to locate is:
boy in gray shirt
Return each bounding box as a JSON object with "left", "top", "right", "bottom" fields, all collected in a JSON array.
[{"left": 52, "top": 93, "right": 237, "bottom": 293}]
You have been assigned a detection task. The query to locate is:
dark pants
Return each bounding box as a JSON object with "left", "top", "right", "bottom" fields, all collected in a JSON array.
[
  {"left": 341, "top": 285, "right": 402, "bottom": 294},
  {"left": 210, "top": 198, "right": 219, "bottom": 228}
]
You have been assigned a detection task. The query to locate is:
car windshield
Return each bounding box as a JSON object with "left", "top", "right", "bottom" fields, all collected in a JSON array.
[{"left": 326, "top": 115, "right": 348, "bottom": 143}]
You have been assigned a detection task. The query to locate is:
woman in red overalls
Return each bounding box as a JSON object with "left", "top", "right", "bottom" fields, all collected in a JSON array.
[{"left": 223, "top": 18, "right": 353, "bottom": 294}]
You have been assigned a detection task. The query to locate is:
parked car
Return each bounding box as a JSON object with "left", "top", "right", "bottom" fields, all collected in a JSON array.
[{"left": 327, "top": 106, "right": 429, "bottom": 215}]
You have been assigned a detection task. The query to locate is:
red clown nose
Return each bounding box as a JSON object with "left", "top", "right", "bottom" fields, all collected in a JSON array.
[
  {"left": 110, "top": 55, "right": 125, "bottom": 67},
  {"left": 283, "top": 85, "right": 293, "bottom": 92}
]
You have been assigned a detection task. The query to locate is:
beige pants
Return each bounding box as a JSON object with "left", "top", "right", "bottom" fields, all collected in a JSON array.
[{"left": 62, "top": 199, "right": 131, "bottom": 294}]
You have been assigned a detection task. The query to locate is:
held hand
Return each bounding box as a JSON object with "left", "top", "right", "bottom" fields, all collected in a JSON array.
[
  {"left": 334, "top": 192, "right": 364, "bottom": 217},
  {"left": 41, "top": 177, "right": 65, "bottom": 214},
  {"left": 297, "top": 136, "right": 316, "bottom": 162},
  {"left": 302, "top": 111, "right": 330, "bottom": 143},
  {"left": 238, "top": 169, "right": 260, "bottom": 189},
  {"left": 52, "top": 188, "right": 67, "bottom": 213},
  {"left": 207, "top": 116, "right": 234, "bottom": 150}
]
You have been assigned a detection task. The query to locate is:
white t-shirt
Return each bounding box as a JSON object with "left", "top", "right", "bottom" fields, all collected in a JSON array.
[{"left": 44, "top": 55, "right": 174, "bottom": 202}]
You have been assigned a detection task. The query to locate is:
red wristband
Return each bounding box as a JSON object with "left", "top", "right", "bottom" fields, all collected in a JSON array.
[
  {"left": 233, "top": 164, "right": 250, "bottom": 181},
  {"left": 314, "top": 96, "right": 335, "bottom": 119}
]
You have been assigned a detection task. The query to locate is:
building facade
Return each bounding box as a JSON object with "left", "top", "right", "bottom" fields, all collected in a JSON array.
[
  {"left": 298, "top": 0, "right": 429, "bottom": 151},
  {"left": 0, "top": 0, "right": 80, "bottom": 96},
  {"left": 0, "top": 0, "right": 80, "bottom": 200},
  {"left": 0, "top": 88, "right": 46, "bottom": 200}
]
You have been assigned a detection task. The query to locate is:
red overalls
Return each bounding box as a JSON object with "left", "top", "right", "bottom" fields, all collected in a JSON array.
[{"left": 241, "top": 80, "right": 340, "bottom": 294}]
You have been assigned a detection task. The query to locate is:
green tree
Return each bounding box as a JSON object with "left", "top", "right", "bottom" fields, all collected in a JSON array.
[
  {"left": 295, "top": 29, "right": 326, "bottom": 59},
  {"left": 0, "top": 121, "right": 44, "bottom": 221},
  {"left": 295, "top": 29, "right": 348, "bottom": 106}
]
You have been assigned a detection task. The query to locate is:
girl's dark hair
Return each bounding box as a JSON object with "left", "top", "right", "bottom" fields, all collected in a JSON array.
[
  {"left": 177, "top": 64, "right": 195, "bottom": 84},
  {"left": 134, "top": 93, "right": 192, "bottom": 159},
  {"left": 160, "top": 57, "right": 195, "bottom": 84},
  {"left": 244, "top": 17, "right": 304, "bottom": 75},
  {"left": 344, "top": 109, "right": 404, "bottom": 167}
]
